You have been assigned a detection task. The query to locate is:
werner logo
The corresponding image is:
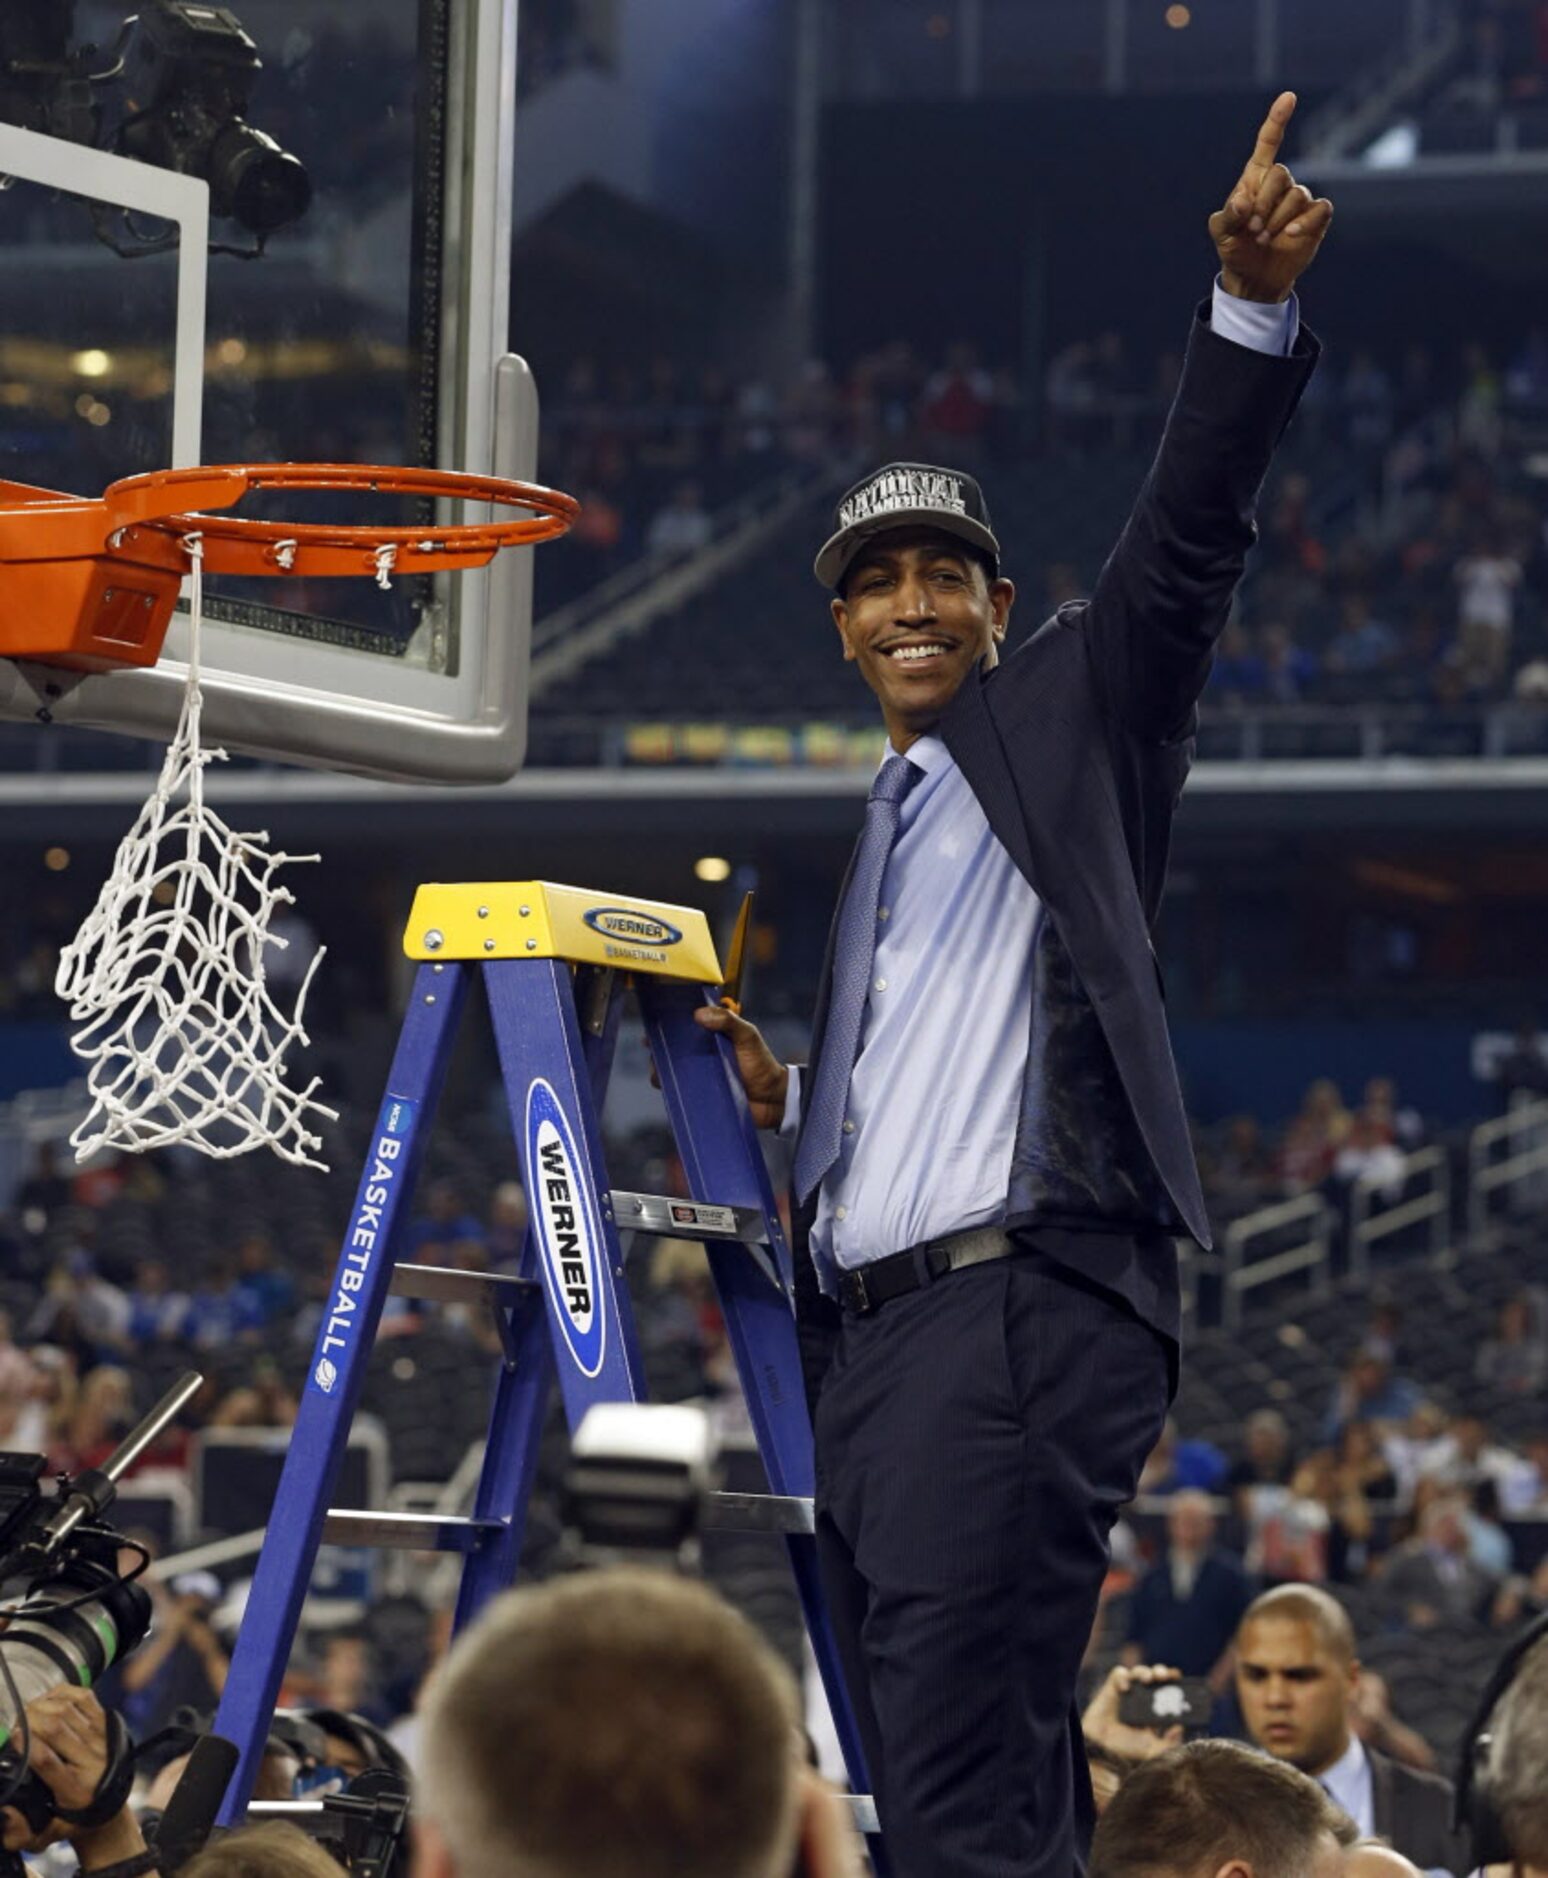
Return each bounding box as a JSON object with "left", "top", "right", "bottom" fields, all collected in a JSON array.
[
  {"left": 582, "top": 906, "right": 683, "bottom": 948},
  {"left": 526, "top": 1080, "right": 607, "bottom": 1378},
  {"left": 311, "top": 1093, "right": 416, "bottom": 1388}
]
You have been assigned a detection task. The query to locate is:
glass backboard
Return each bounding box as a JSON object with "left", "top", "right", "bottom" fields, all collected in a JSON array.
[{"left": 0, "top": 0, "right": 539, "bottom": 781}]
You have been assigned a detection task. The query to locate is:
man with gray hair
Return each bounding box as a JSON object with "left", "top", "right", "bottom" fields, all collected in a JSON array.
[
  {"left": 411, "top": 1567, "right": 863, "bottom": 1878},
  {"left": 1482, "top": 1632, "right": 1548, "bottom": 1875},
  {"left": 1124, "top": 1489, "right": 1252, "bottom": 1679}
]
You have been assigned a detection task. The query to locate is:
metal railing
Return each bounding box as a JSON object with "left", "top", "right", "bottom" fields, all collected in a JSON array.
[
  {"left": 1349, "top": 1143, "right": 1451, "bottom": 1282},
  {"left": 1468, "top": 1098, "right": 1548, "bottom": 1241},
  {"left": 1222, "top": 1191, "right": 1334, "bottom": 1331}
]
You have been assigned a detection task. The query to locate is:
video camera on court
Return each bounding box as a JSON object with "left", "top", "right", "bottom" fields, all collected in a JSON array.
[
  {"left": 0, "top": 0, "right": 310, "bottom": 244},
  {"left": 562, "top": 1402, "right": 721, "bottom": 1567},
  {"left": 0, "top": 1372, "right": 203, "bottom": 1841}
]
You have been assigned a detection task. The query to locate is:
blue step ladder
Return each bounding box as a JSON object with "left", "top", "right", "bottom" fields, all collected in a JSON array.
[{"left": 212, "top": 881, "right": 882, "bottom": 1858}]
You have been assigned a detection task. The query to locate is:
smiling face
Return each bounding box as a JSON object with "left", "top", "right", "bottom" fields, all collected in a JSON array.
[{"left": 832, "top": 527, "right": 1015, "bottom": 751}]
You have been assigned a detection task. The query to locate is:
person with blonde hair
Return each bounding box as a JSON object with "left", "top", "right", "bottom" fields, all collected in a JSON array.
[{"left": 180, "top": 1823, "right": 345, "bottom": 1878}]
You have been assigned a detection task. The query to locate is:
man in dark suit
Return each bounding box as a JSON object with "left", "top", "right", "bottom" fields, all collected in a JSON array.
[
  {"left": 1124, "top": 1490, "right": 1254, "bottom": 1680},
  {"left": 697, "top": 94, "right": 1330, "bottom": 1877},
  {"left": 1235, "top": 1585, "right": 1470, "bottom": 1875}
]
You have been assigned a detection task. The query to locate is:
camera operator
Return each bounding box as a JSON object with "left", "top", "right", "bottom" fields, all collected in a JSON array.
[
  {"left": 0, "top": 1685, "right": 156, "bottom": 1877},
  {"left": 413, "top": 1567, "right": 864, "bottom": 1878},
  {"left": 121, "top": 1574, "right": 230, "bottom": 1738}
]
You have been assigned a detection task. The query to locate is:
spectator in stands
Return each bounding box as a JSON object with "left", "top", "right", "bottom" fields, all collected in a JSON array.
[
  {"left": 1497, "top": 1020, "right": 1548, "bottom": 1100},
  {"left": 1232, "top": 1585, "right": 1468, "bottom": 1871},
  {"left": 645, "top": 480, "right": 714, "bottom": 559},
  {"left": 1423, "top": 1412, "right": 1524, "bottom": 1498},
  {"left": 414, "top": 1566, "right": 864, "bottom": 1878},
  {"left": 1087, "top": 1739, "right": 1346, "bottom": 1878},
  {"left": 1455, "top": 535, "right": 1521, "bottom": 690},
  {"left": 1380, "top": 1489, "right": 1498, "bottom": 1628},
  {"left": 1245, "top": 1453, "right": 1335, "bottom": 1586},
  {"left": 1321, "top": 1345, "right": 1422, "bottom": 1445},
  {"left": 121, "top": 1570, "right": 231, "bottom": 1738},
  {"left": 52, "top": 1362, "right": 133, "bottom": 1473},
  {"left": 312, "top": 1630, "right": 386, "bottom": 1727},
  {"left": 1325, "top": 596, "right": 1400, "bottom": 687},
  {"left": 1360, "top": 1079, "right": 1424, "bottom": 1153},
  {"left": 1382, "top": 1398, "right": 1453, "bottom": 1507},
  {"left": 126, "top": 1255, "right": 193, "bottom": 1345},
  {"left": 27, "top": 1250, "right": 130, "bottom": 1360},
  {"left": 405, "top": 1180, "right": 484, "bottom": 1265},
  {"left": 920, "top": 342, "right": 996, "bottom": 466},
  {"left": 1331, "top": 1112, "right": 1407, "bottom": 1205},
  {"left": 1492, "top": 1551, "right": 1548, "bottom": 1630},
  {"left": 234, "top": 1233, "right": 297, "bottom": 1328},
  {"left": 1204, "top": 1113, "right": 1278, "bottom": 1216},
  {"left": 1349, "top": 1667, "right": 1439, "bottom": 1775},
  {"left": 1250, "top": 1430, "right": 1389, "bottom": 1585},
  {"left": 14, "top": 1141, "right": 70, "bottom": 1238},
  {"left": 1228, "top": 1408, "right": 1298, "bottom": 1516},
  {"left": 1206, "top": 624, "right": 1269, "bottom": 706},
  {"left": 1476, "top": 1292, "right": 1548, "bottom": 1396},
  {"left": 1499, "top": 1429, "right": 1548, "bottom": 1514},
  {"left": 185, "top": 1253, "right": 264, "bottom": 1349},
  {"left": 1123, "top": 1490, "right": 1252, "bottom": 1682},
  {"left": 484, "top": 1179, "right": 528, "bottom": 1270},
  {"left": 1136, "top": 1418, "right": 1229, "bottom": 1496},
  {"left": 1259, "top": 620, "right": 1320, "bottom": 704},
  {"left": 1465, "top": 1478, "right": 1515, "bottom": 1580}
]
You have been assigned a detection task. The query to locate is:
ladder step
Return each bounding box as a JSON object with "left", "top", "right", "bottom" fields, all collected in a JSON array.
[
  {"left": 388, "top": 1263, "right": 538, "bottom": 1308},
  {"left": 847, "top": 1795, "right": 880, "bottom": 1836},
  {"left": 703, "top": 1490, "right": 815, "bottom": 1535},
  {"left": 246, "top": 1795, "right": 882, "bottom": 1838},
  {"left": 609, "top": 1189, "right": 769, "bottom": 1245},
  {"left": 322, "top": 1509, "right": 504, "bottom": 1551}
]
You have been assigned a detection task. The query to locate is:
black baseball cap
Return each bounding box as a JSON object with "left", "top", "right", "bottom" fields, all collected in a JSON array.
[{"left": 814, "top": 461, "right": 1001, "bottom": 590}]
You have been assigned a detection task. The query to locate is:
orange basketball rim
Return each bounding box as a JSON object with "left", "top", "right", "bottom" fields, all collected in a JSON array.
[{"left": 0, "top": 463, "right": 580, "bottom": 673}]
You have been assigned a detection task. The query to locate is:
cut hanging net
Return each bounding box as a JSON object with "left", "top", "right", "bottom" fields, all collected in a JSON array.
[{"left": 54, "top": 534, "right": 338, "bottom": 1167}]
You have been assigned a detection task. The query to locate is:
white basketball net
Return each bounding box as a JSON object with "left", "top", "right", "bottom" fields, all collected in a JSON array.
[{"left": 54, "top": 534, "right": 337, "bottom": 1167}]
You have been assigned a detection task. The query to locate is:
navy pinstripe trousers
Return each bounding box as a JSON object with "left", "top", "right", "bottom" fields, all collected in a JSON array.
[{"left": 813, "top": 1246, "right": 1171, "bottom": 1878}]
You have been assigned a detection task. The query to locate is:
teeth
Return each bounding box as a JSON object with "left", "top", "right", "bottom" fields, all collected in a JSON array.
[{"left": 890, "top": 645, "right": 946, "bottom": 662}]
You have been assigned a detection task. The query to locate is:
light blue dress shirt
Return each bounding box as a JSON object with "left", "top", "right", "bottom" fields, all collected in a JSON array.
[
  {"left": 784, "top": 283, "right": 1298, "bottom": 1293},
  {"left": 1319, "top": 1734, "right": 1374, "bottom": 1836}
]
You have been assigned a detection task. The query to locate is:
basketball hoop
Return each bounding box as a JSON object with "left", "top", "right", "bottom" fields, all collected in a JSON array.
[
  {"left": 1, "top": 463, "right": 580, "bottom": 1168},
  {"left": 0, "top": 463, "right": 580, "bottom": 670}
]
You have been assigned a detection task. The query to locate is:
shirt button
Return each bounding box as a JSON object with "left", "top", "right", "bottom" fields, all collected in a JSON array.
[
  {"left": 842, "top": 1119, "right": 855, "bottom": 1135},
  {"left": 877, "top": 907, "right": 890, "bottom": 922},
  {"left": 836, "top": 1205, "right": 848, "bottom": 1221},
  {"left": 874, "top": 977, "right": 887, "bottom": 992}
]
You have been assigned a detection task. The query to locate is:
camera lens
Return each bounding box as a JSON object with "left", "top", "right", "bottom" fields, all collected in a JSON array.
[
  {"left": 209, "top": 121, "right": 312, "bottom": 234},
  {"left": 0, "top": 1576, "right": 152, "bottom": 1712}
]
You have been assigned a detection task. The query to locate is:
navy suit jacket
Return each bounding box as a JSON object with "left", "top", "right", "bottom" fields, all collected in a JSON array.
[{"left": 792, "top": 305, "right": 1319, "bottom": 1403}]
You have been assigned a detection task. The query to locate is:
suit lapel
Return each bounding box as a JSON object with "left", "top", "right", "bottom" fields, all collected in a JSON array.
[{"left": 1367, "top": 1745, "right": 1394, "bottom": 1838}]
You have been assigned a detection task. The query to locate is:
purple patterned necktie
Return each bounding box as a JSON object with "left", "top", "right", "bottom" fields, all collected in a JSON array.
[{"left": 794, "top": 752, "right": 919, "bottom": 1203}]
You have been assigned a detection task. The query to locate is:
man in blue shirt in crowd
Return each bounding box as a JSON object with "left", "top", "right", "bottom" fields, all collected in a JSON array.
[{"left": 700, "top": 95, "right": 1330, "bottom": 1877}]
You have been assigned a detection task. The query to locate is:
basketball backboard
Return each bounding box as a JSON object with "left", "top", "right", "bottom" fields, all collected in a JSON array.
[{"left": 0, "top": 0, "right": 538, "bottom": 782}]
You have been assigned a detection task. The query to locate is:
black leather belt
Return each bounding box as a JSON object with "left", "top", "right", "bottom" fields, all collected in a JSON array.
[{"left": 836, "top": 1225, "right": 1016, "bottom": 1315}]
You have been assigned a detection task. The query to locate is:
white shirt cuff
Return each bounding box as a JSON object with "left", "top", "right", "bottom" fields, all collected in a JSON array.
[
  {"left": 1210, "top": 276, "right": 1299, "bottom": 356},
  {"left": 779, "top": 1065, "right": 802, "bottom": 1140}
]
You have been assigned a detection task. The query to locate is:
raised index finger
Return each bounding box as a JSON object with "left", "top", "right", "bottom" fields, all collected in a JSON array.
[{"left": 1245, "top": 90, "right": 1297, "bottom": 175}]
